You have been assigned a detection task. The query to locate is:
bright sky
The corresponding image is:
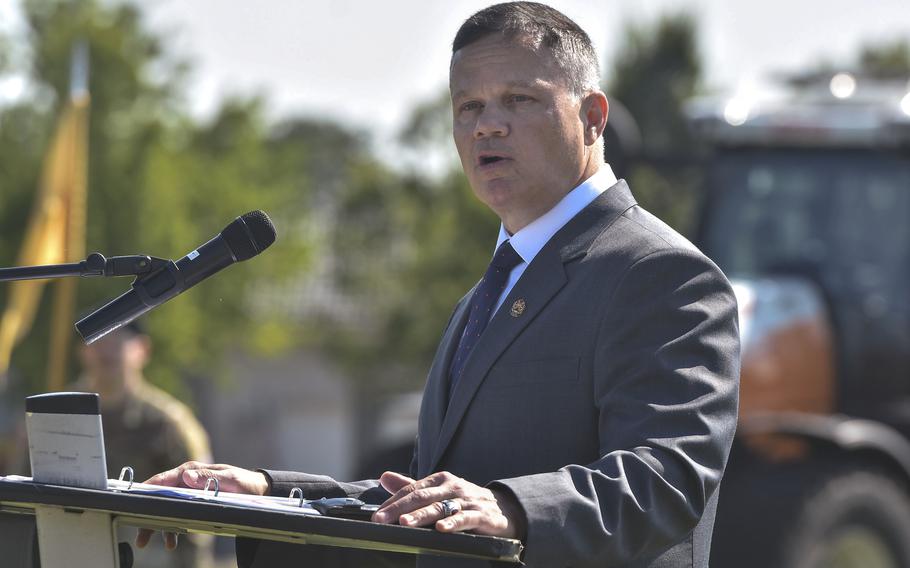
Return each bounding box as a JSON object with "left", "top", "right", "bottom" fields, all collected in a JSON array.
[{"left": 2, "top": 0, "right": 910, "bottom": 139}]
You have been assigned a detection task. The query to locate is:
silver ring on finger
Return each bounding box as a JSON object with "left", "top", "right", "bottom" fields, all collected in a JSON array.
[{"left": 440, "top": 499, "right": 461, "bottom": 518}]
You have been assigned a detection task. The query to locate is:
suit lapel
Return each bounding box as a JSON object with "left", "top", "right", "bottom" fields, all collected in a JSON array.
[
  {"left": 430, "top": 247, "right": 568, "bottom": 470},
  {"left": 425, "top": 179, "right": 638, "bottom": 473},
  {"left": 418, "top": 289, "right": 473, "bottom": 475}
]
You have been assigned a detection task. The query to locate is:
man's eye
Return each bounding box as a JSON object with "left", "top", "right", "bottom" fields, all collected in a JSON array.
[
  {"left": 460, "top": 101, "right": 482, "bottom": 112},
  {"left": 509, "top": 94, "right": 532, "bottom": 103}
]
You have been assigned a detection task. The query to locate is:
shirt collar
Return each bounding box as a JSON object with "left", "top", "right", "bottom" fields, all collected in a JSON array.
[{"left": 496, "top": 165, "right": 617, "bottom": 264}]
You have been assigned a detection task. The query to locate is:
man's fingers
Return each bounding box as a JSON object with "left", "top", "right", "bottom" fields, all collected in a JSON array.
[
  {"left": 135, "top": 528, "right": 179, "bottom": 551},
  {"left": 142, "top": 467, "right": 182, "bottom": 487},
  {"left": 135, "top": 528, "right": 153, "bottom": 549},
  {"left": 436, "top": 510, "right": 475, "bottom": 532},
  {"left": 174, "top": 463, "right": 268, "bottom": 495},
  {"left": 143, "top": 461, "right": 209, "bottom": 488},
  {"left": 180, "top": 468, "right": 222, "bottom": 491},
  {"left": 375, "top": 485, "right": 452, "bottom": 524},
  {"left": 373, "top": 472, "right": 517, "bottom": 538},
  {"left": 378, "top": 471, "right": 415, "bottom": 495},
  {"left": 136, "top": 462, "right": 228, "bottom": 552},
  {"left": 399, "top": 499, "right": 459, "bottom": 527},
  {"left": 181, "top": 468, "right": 216, "bottom": 488},
  {"left": 164, "top": 531, "right": 178, "bottom": 550},
  {"left": 374, "top": 472, "right": 466, "bottom": 524},
  {"left": 436, "top": 509, "right": 505, "bottom": 535},
  {"left": 379, "top": 483, "right": 417, "bottom": 510},
  {"left": 379, "top": 471, "right": 451, "bottom": 508},
  {"left": 378, "top": 471, "right": 422, "bottom": 508}
]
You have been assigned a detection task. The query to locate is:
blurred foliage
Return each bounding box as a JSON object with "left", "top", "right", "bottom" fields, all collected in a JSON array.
[
  {"left": 10, "top": 1, "right": 895, "bottom": 403},
  {"left": 0, "top": 0, "right": 365, "bottom": 399},
  {"left": 797, "top": 38, "right": 910, "bottom": 84},
  {"left": 606, "top": 13, "right": 702, "bottom": 235},
  {"left": 0, "top": 0, "right": 497, "bottom": 401},
  {"left": 305, "top": 101, "right": 498, "bottom": 389},
  {"left": 399, "top": 90, "right": 454, "bottom": 155},
  {"left": 859, "top": 39, "right": 910, "bottom": 76},
  {"left": 322, "top": 168, "right": 497, "bottom": 389},
  {"left": 608, "top": 13, "right": 701, "bottom": 157},
  {"left": 0, "top": 4, "right": 711, "bottom": 400}
]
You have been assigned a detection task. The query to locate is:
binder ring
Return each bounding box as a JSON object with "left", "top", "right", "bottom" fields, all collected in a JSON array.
[
  {"left": 288, "top": 487, "right": 305, "bottom": 508},
  {"left": 203, "top": 476, "right": 220, "bottom": 497},
  {"left": 118, "top": 466, "right": 134, "bottom": 491}
]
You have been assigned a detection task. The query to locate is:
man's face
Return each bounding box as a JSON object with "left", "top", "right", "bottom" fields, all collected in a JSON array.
[
  {"left": 450, "top": 34, "right": 590, "bottom": 233},
  {"left": 80, "top": 331, "right": 148, "bottom": 388}
]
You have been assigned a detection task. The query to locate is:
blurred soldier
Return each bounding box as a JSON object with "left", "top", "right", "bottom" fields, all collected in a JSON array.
[{"left": 78, "top": 321, "right": 214, "bottom": 568}]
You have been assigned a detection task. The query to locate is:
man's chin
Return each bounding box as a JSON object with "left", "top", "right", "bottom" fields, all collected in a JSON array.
[
  {"left": 474, "top": 195, "right": 515, "bottom": 221},
  {"left": 473, "top": 177, "right": 516, "bottom": 201}
]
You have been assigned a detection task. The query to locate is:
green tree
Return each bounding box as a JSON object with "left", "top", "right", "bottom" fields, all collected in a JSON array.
[
  {"left": 0, "top": 0, "right": 313, "bottom": 398},
  {"left": 797, "top": 37, "right": 910, "bottom": 84},
  {"left": 859, "top": 39, "right": 910, "bottom": 76},
  {"left": 608, "top": 13, "right": 701, "bottom": 156},
  {"left": 606, "top": 13, "right": 702, "bottom": 234},
  {"left": 286, "top": 88, "right": 497, "bottom": 392},
  {"left": 326, "top": 166, "right": 497, "bottom": 386}
]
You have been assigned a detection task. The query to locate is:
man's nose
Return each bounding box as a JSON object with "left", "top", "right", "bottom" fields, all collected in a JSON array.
[{"left": 473, "top": 106, "right": 509, "bottom": 139}]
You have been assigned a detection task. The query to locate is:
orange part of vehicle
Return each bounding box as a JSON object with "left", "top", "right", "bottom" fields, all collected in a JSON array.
[{"left": 734, "top": 279, "right": 837, "bottom": 461}]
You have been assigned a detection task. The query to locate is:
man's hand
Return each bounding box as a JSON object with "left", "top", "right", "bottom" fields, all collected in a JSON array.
[
  {"left": 372, "top": 471, "right": 526, "bottom": 540},
  {"left": 135, "top": 461, "right": 269, "bottom": 550}
]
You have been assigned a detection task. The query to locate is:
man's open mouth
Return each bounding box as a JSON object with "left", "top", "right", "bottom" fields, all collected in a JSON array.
[{"left": 478, "top": 155, "right": 508, "bottom": 166}]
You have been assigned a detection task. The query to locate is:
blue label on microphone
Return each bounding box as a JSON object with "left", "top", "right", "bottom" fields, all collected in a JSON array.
[{"left": 187, "top": 250, "right": 200, "bottom": 260}]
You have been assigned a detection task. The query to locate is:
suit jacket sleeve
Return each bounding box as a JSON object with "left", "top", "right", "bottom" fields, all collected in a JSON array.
[
  {"left": 490, "top": 248, "right": 740, "bottom": 566},
  {"left": 256, "top": 470, "right": 391, "bottom": 503},
  {"left": 257, "top": 437, "right": 420, "bottom": 502}
]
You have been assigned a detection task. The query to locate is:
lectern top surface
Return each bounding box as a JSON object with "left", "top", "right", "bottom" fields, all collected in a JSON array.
[{"left": 0, "top": 478, "right": 523, "bottom": 563}]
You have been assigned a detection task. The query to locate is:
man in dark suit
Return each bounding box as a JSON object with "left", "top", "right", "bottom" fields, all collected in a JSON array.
[{"left": 139, "top": 3, "right": 739, "bottom": 566}]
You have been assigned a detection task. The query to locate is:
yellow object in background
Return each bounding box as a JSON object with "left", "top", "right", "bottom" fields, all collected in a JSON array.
[{"left": 0, "top": 46, "right": 90, "bottom": 390}]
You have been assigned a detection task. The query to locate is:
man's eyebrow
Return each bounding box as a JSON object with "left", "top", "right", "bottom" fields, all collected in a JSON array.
[
  {"left": 504, "top": 80, "right": 543, "bottom": 90},
  {"left": 451, "top": 80, "right": 545, "bottom": 101}
]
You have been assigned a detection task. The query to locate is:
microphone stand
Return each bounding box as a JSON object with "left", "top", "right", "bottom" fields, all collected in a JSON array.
[
  {"left": 1, "top": 253, "right": 176, "bottom": 344},
  {"left": 0, "top": 253, "right": 171, "bottom": 282}
]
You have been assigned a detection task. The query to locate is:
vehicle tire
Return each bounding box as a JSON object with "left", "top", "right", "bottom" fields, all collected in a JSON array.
[{"left": 780, "top": 467, "right": 910, "bottom": 568}]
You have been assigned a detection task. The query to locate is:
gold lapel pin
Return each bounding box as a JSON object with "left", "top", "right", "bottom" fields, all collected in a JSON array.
[{"left": 510, "top": 298, "right": 526, "bottom": 317}]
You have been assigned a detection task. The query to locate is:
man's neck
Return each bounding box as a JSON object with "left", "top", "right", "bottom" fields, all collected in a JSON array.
[
  {"left": 497, "top": 164, "right": 616, "bottom": 264},
  {"left": 91, "top": 373, "right": 144, "bottom": 407},
  {"left": 502, "top": 161, "right": 605, "bottom": 235}
]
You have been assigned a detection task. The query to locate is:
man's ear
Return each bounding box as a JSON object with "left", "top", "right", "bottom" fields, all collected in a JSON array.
[{"left": 581, "top": 91, "right": 609, "bottom": 146}]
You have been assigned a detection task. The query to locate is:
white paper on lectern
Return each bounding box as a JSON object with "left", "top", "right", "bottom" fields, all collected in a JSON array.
[
  {"left": 26, "top": 412, "right": 107, "bottom": 490},
  {"left": 106, "top": 478, "right": 322, "bottom": 514}
]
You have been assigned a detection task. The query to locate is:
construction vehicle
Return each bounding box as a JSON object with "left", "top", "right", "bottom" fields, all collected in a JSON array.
[{"left": 689, "top": 72, "right": 910, "bottom": 568}]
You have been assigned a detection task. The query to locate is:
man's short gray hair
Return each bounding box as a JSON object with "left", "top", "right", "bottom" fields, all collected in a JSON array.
[{"left": 452, "top": 2, "right": 601, "bottom": 97}]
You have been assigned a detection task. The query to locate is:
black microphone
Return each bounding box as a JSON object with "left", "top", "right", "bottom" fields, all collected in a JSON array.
[{"left": 75, "top": 210, "right": 277, "bottom": 344}]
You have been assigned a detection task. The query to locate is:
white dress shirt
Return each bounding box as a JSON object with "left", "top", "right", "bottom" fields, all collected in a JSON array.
[{"left": 491, "top": 165, "right": 617, "bottom": 317}]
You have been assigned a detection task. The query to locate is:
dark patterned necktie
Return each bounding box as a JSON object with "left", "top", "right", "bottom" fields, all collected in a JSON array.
[{"left": 449, "top": 240, "right": 523, "bottom": 397}]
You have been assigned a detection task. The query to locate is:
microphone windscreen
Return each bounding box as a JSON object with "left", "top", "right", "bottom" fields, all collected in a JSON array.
[{"left": 222, "top": 210, "right": 277, "bottom": 261}]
